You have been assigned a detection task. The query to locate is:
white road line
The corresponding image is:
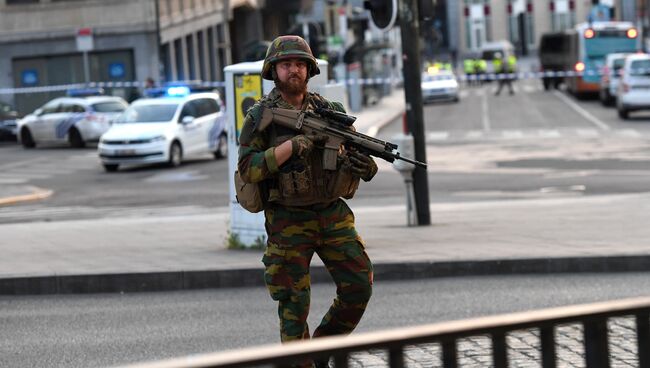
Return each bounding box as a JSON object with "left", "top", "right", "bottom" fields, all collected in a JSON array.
[
  {"left": 618, "top": 129, "right": 642, "bottom": 137},
  {"left": 537, "top": 129, "right": 562, "bottom": 138},
  {"left": 552, "top": 90, "right": 611, "bottom": 131},
  {"left": 502, "top": 130, "right": 525, "bottom": 139},
  {"left": 481, "top": 89, "right": 491, "bottom": 131},
  {"left": 427, "top": 131, "right": 450, "bottom": 141},
  {"left": 576, "top": 128, "right": 600, "bottom": 137},
  {"left": 465, "top": 130, "right": 484, "bottom": 139}
]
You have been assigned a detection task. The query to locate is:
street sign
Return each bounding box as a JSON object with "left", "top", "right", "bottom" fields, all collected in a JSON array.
[{"left": 76, "top": 28, "right": 94, "bottom": 52}]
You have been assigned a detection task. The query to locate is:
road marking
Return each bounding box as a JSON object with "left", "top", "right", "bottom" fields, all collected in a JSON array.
[
  {"left": 502, "top": 130, "right": 525, "bottom": 139},
  {"left": 465, "top": 130, "right": 484, "bottom": 139},
  {"left": 0, "top": 186, "right": 53, "bottom": 206},
  {"left": 576, "top": 128, "right": 600, "bottom": 137},
  {"left": 537, "top": 129, "right": 562, "bottom": 138},
  {"left": 618, "top": 129, "right": 642, "bottom": 137},
  {"left": 481, "top": 89, "right": 491, "bottom": 131},
  {"left": 427, "top": 131, "right": 450, "bottom": 141},
  {"left": 552, "top": 90, "right": 611, "bottom": 131}
]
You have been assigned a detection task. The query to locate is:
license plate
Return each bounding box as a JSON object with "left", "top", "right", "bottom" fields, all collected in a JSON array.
[{"left": 115, "top": 149, "right": 135, "bottom": 156}]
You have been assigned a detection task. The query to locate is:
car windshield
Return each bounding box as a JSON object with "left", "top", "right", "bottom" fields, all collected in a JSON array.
[
  {"left": 630, "top": 60, "right": 650, "bottom": 76},
  {"left": 92, "top": 101, "right": 126, "bottom": 113},
  {"left": 423, "top": 74, "right": 454, "bottom": 82},
  {"left": 613, "top": 58, "right": 625, "bottom": 71},
  {"left": 117, "top": 103, "right": 178, "bottom": 123}
]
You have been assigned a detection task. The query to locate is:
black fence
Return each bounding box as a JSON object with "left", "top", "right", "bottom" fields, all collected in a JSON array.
[{"left": 120, "top": 296, "right": 650, "bottom": 368}]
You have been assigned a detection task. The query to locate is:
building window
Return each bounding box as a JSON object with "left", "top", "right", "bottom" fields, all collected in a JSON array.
[{"left": 174, "top": 38, "right": 184, "bottom": 80}]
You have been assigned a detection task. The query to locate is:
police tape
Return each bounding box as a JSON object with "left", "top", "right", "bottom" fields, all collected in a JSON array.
[
  {"left": 0, "top": 80, "right": 227, "bottom": 95},
  {"left": 0, "top": 69, "right": 643, "bottom": 95}
]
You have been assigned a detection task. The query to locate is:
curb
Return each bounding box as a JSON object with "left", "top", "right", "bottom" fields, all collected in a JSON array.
[
  {"left": 367, "top": 108, "right": 404, "bottom": 137},
  {"left": 3, "top": 255, "right": 650, "bottom": 295},
  {"left": 0, "top": 186, "right": 53, "bottom": 206}
]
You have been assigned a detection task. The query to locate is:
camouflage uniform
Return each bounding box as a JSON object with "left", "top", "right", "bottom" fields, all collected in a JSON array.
[{"left": 238, "top": 88, "right": 374, "bottom": 343}]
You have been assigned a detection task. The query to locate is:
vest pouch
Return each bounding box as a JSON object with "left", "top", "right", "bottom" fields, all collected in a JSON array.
[
  {"left": 325, "top": 168, "right": 359, "bottom": 200},
  {"left": 234, "top": 170, "right": 266, "bottom": 213},
  {"left": 278, "top": 163, "right": 312, "bottom": 198}
]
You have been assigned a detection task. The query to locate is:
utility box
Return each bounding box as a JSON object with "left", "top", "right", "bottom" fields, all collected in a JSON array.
[{"left": 224, "top": 59, "right": 329, "bottom": 247}]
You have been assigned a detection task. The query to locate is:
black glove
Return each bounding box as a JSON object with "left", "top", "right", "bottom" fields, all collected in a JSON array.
[{"left": 347, "top": 150, "right": 378, "bottom": 182}]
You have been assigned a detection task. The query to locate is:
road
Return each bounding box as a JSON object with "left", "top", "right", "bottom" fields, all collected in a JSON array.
[
  {"left": 2, "top": 79, "right": 650, "bottom": 223},
  {"left": 2, "top": 273, "right": 650, "bottom": 367}
]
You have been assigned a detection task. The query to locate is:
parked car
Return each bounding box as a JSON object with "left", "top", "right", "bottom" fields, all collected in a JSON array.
[
  {"left": 98, "top": 91, "right": 227, "bottom": 172},
  {"left": 600, "top": 52, "right": 630, "bottom": 105},
  {"left": 17, "top": 95, "right": 128, "bottom": 148},
  {"left": 0, "top": 101, "right": 19, "bottom": 141},
  {"left": 421, "top": 70, "right": 460, "bottom": 103},
  {"left": 616, "top": 53, "right": 650, "bottom": 119}
]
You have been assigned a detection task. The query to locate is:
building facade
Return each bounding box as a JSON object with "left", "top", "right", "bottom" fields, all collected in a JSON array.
[
  {"left": 457, "top": 0, "right": 639, "bottom": 57},
  {"left": 0, "top": 0, "right": 231, "bottom": 114}
]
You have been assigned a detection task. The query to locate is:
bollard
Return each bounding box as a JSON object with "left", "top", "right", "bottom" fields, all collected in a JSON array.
[{"left": 391, "top": 133, "right": 417, "bottom": 226}]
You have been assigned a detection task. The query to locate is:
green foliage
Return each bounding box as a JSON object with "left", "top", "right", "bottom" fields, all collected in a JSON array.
[{"left": 226, "top": 231, "right": 265, "bottom": 250}]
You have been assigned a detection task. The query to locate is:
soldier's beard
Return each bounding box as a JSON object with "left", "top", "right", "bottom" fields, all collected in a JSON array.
[{"left": 275, "top": 75, "right": 308, "bottom": 96}]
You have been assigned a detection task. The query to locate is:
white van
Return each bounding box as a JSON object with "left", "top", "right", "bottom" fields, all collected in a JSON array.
[
  {"left": 480, "top": 40, "right": 515, "bottom": 73},
  {"left": 616, "top": 53, "right": 650, "bottom": 119}
]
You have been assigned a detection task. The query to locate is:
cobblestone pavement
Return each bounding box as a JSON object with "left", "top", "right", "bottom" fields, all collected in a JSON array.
[{"left": 345, "top": 317, "right": 639, "bottom": 367}]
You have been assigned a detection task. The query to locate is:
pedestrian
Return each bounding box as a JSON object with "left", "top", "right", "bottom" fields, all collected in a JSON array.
[
  {"left": 237, "top": 35, "right": 376, "bottom": 368},
  {"left": 494, "top": 52, "right": 516, "bottom": 96}
]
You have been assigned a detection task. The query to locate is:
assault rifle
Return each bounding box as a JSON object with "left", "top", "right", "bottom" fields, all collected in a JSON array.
[{"left": 258, "top": 106, "right": 427, "bottom": 171}]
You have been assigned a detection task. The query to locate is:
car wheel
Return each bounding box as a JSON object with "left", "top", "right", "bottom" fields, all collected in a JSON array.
[
  {"left": 214, "top": 134, "right": 228, "bottom": 159},
  {"left": 103, "top": 164, "right": 119, "bottom": 172},
  {"left": 20, "top": 127, "right": 36, "bottom": 148},
  {"left": 168, "top": 141, "right": 182, "bottom": 167},
  {"left": 618, "top": 107, "right": 629, "bottom": 119},
  {"left": 68, "top": 127, "right": 85, "bottom": 148}
]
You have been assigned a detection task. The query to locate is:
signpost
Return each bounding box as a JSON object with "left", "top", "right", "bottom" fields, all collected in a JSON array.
[
  {"left": 365, "top": 0, "right": 431, "bottom": 226},
  {"left": 76, "top": 28, "right": 94, "bottom": 84}
]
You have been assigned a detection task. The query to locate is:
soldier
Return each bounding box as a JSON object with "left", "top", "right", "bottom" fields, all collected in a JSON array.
[{"left": 237, "top": 35, "right": 376, "bottom": 367}]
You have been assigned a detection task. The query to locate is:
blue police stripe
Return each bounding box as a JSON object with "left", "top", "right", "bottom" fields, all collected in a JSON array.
[
  {"left": 208, "top": 115, "right": 226, "bottom": 149},
  {"left": 55, "top": 114, "right": 85, "bottom": 139}
]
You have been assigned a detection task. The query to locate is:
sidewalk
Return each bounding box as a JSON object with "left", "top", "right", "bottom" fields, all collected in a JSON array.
[{"left": 2, "top": 89, "right": 650, "bottom": 295}]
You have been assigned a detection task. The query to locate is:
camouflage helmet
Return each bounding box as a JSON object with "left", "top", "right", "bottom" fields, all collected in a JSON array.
[{"left": 262, "top": 35, "right": 320, "bottom": 80}]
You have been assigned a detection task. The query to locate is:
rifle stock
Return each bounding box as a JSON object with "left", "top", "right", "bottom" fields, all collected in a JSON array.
[{"left": 259, "top": 106, "right": 427, "bottom": 170}]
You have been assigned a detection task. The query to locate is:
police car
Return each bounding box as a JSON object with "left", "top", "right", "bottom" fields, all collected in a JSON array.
[
  {"left": 98, "top": 86, "right": 227, "bottom": 172},
  {"left": 17, "top": 90, "right": 128, "bottom": 148},
  {"left": 421, "top": 69, "right": 460, "bottom": 103}
]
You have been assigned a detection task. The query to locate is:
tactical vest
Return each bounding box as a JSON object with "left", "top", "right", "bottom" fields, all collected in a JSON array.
[{"left": 262, "top": 94, "right": 360, "bottom": 207}]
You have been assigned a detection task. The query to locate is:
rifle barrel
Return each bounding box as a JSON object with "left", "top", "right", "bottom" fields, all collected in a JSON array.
[{"left": 396, "top": 155, "right": 427, "bottom": 169}]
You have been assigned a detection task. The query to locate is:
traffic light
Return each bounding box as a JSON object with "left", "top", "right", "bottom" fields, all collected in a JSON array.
[
  {"left": 418, "top": 0, "right": 435, "bottom": 22},
  {"left": 364, "top": 0, "right": 398, "bottom": 31}
]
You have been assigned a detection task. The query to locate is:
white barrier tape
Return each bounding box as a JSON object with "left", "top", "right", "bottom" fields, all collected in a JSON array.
[
  {"left": 3, "top": 68, "right": 647, "bottom": 95},
  {"left": 0, "top": 80, "right": 227, "bottom": 95}
]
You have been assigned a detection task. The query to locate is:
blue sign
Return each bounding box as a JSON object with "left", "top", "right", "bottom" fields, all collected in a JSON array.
[
  {"left": 108, "top": 62, "right": 125, "bottom": 78},
  {"left": 21, "top": 70, "right": 38, "bottom": 86},
  {"left": 589, "top": 4, "right": 611, "bottom": 22}
]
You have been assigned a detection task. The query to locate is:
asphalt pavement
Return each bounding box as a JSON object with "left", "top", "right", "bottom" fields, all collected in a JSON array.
[{"left": 2, "top": 86, "right": 650, "bottom": 295}]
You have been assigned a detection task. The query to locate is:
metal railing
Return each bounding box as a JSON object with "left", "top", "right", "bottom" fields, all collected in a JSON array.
[{"left": 121, "top": 296, "right": 650, "bottom": 368}]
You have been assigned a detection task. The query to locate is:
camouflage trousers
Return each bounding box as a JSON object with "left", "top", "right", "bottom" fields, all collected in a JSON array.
[{"left": 262, "top": 199, "right": 373, "bottom": 343}]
